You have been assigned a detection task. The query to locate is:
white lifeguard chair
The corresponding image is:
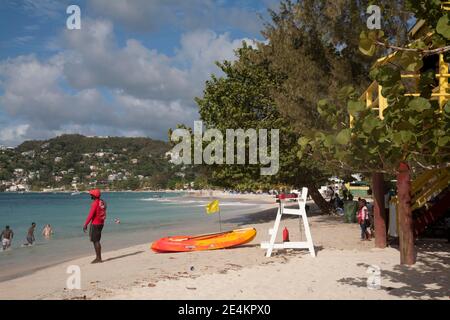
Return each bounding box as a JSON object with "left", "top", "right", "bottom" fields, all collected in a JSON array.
[{"left": 261, "top": 187, "right": 316, "bottom": 258}]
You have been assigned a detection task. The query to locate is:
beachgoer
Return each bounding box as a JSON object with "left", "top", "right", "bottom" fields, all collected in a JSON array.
[
  {"left": 83, "top": 189, "right": 107, "bottom": 264},
  {"left": 335, "top": 194, "right": 344, "bottom": 209},
  {"left": 328, "top": 186, "right": 335, "bottom": 201},
  {"left": 342, "top": 186, "right": 349, "bottom": 201},
  {"left": 357, "top": 200, "right": 371, "bottom": 241},
  {"left": 1, "top": 226, "right": 14, "bottom": 250},
  {"left": 26, "top": 223, "right": 36, "bottom": 245},
  {"left": 42, "top": 224, "right": 53, "bottom": 239}
]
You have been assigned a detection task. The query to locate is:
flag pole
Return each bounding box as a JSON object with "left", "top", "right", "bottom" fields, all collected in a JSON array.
[{"left": 218, "top": 208, "right": 222, "bottom": 232}]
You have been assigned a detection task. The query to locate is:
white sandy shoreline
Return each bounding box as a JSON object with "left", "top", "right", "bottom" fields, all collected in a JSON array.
[{"left": 0, "top": 200, "right": 448, "bottom": 300}]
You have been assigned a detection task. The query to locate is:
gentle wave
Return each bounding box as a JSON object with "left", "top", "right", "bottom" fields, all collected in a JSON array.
[
  {"left": 140, "top": 198, "right": 261, "bottom": 207},
  {"left": 195, "top": 202, "right": 261, "bottom": 207},
  {"left": 140, "top": 198, "right": 208, "bottom": 204}
]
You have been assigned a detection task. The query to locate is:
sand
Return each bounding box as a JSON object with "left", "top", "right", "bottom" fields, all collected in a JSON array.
[{"left": 0, "top": 200, "right": 448, "bottom": 300}]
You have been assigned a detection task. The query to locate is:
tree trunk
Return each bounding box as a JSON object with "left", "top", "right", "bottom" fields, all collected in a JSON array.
[
  {"left": 306, "top": 183, "right": 332, "bottom": 215},
  {"left": 397, "top": 162, "right": 416, "bottom": 265},
  {"left": 372, "top": 172, "right": 387, "bottom": 248}
]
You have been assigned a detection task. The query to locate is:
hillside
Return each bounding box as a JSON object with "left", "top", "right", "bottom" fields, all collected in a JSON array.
[{"left": 0, "top": 134, "right": 195, "bottom": 192}]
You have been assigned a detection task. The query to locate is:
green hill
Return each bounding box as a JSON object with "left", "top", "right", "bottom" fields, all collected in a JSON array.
[{"left": 0, "top": 134, "right": 193, "bottom": 191}]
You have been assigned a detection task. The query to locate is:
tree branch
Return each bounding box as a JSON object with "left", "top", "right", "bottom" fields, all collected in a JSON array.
[{"left": 374, "top": 40, "right": 450, "bottom": 57}]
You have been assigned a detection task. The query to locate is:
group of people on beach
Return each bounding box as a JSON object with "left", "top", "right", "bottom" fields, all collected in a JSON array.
[
  {"left": 1, "top": 223, "right": 54, "bottom": 251},
  {"left": 327, "top": 186, "right": 373, "bottom": 241},
  {"left": 1, "top": 189, "right": 112, "bottom": 264}
]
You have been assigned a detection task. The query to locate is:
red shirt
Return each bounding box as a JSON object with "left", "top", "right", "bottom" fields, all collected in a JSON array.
[
  {"left": 84, "top": 199, "right": 106, "bottom": 227},
  {"left": 357, "top": 206, "right": 369, "bottom": 224}
]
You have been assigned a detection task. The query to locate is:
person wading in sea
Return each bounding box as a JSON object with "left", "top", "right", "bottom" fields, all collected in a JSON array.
[
  {"left": 83, "top": 189, "right": 107, "bottom": 264},
  {"left": 1, "top": 226, "right": 14, "bottom": 250},
  {"left": 25, "top": 223, "right": 36, "bottom": 246},
  {"left": 42, "top": 224, "right": 53, "bottom": 239}
]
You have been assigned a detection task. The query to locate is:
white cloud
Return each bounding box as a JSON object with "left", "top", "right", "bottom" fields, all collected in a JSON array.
[
  {"left": 0, "top": 17, "right": 255, "bottom": 145},
  {"left": 62, "top": 19, "right": 193, "bottom": 101},
  {"left": 0, "top": 124, "right": 30, "bottom": 145},
  {"left": 0, "top": 54, "right": 110, "bottom": 130}
]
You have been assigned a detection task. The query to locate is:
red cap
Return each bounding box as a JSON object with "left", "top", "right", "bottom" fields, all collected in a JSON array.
[{"left": 89, "top": 189, "right": 101, "bottom": 198}]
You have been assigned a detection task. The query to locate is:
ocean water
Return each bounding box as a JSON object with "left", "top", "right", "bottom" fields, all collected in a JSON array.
[{"left": 0, "top": 192, "right": 265, "bottom": 281}]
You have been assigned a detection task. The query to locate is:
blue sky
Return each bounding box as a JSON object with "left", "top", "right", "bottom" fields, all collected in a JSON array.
[{"left": 0, "top": 0, "right": 279, "bottom": 146}]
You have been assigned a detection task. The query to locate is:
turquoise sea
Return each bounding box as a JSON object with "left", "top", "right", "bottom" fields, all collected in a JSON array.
[{"left": 0, "top": 192, "right": 264, "bottom": 281}]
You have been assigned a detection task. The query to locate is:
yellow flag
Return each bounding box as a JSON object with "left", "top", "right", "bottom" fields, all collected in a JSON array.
[{"left": 205, "top": 200, "right": 220, "bottom": 215}]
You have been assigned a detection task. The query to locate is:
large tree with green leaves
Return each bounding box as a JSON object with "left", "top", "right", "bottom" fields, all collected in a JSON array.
[
  {"left": 297, "top": 0, "right": 450, "bottom": 265},
  {"left": 195, "top": 44, "right": 333, "bottom": 212}
]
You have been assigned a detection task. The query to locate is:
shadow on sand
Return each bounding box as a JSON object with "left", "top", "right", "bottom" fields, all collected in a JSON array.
[
  {"left": 337, "top": 241, "right": 450, "bottom": 298},
  {"left": 103, "top": 250, "right": 145, "bottom": 262}
]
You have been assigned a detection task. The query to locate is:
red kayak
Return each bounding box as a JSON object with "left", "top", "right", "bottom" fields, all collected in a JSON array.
[{"left": 151, "top": 228, "right": 257, "bottom": 253}]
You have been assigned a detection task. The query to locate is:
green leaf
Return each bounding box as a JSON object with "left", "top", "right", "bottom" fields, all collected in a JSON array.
[
  {"left": 359, "top": 39, "right": 376, "bottom": 56},
  {"left": 410, "top": 40, "right": 427, "bottom": 50},
  {"left": 336, "top": 129, "right": 351, "bottom": 145},
  {"left": 438, "top": 136, "right": 450, "bottom": 147},
  {"left": 369, "top": 67, "right": 380, "bottom": 81},
  {"left": 298, "top": 137, "right": 311, "bottom": 148},
  {"left": 444, "top": 102, "right": 450, "bottom": 114},
  {"left": 335, "top": 150, "right": 349, "bottom": 161},
  {"left": 397, "top": 51, "right": 423, "bottom": 72},
  {"left": 431, "top": 34, "right": 447, "bottom": 48},
  {"left": 436, "top": 15, "right": 450, "bottom": 39},
  {"left": 400, "top": 130, "right": 415, "bottom": 143},
  {"left": 367, "top": 30, "right": 384, "bottom": 41},
  {"left": 315, "top": 132, "right": 326, "bottom": 141},
  {"left": 359, "top": 31, "right": 376, "bottom": 56},
  {"left": 337, "top": 86, "right": 356, "bottom": 101},
  {"left": 392, "top": 132, "right": 403, "bottom": 146},
  {"left": 376, "top": 66, "right": 401, "bottom": 86},
  {"left": 368, "top": 146, "right": 379, "bottom": 155},
  {"left": 362, "top": 115, "right": 381, "bottom": 134},
  {"left": 347, "top": 100, "right": 365, "bottom": 117},
  {"left": 408, "top": 97, "right": 431, "bottom": 112},
  {"left": 317, "top": 99, "right": 328, "bottom": 107},
  {"left": 323, "top": 135, "right": 335, "bottom": 148}
]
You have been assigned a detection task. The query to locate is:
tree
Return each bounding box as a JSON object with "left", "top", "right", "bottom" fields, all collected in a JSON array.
[
  {"left": 298, "top": 1, "right": 450, "bottom": 264},
  {"left": 195, "top": 44, "right": 333, "bottom": 212},
  {"left": 254, "top": 0, "right": 413, "bottom": 247},
  {"left": 259, "top": 0, "right": 411, "bottom": 134}
]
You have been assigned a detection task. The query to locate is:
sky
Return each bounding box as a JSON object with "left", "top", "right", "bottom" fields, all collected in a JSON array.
[{"left": 0, "top": 0, "right": 279, "bottom": 146}]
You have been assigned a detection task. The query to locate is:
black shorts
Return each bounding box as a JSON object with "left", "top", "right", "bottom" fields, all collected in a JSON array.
[{"left": 89, "top": 224, "right": 104, "bottom": 242}]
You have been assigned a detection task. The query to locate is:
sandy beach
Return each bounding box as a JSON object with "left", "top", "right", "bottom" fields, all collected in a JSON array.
[{"left": 0, "top": 196, "right": 448, "bottom": 300}]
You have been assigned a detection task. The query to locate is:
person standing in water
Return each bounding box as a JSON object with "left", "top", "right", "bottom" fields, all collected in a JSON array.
[
  {"left": 25, "top": 223, "right": 36, "bottom": 246},
  {"left": 1, "top": 226, "right": 14, "bottom": 250},
  {"left": 42, "top": 224, "right": 53, "bottom": 239},
  {"left": 83, "top": 189, "right": 107, "bottom": 264}
]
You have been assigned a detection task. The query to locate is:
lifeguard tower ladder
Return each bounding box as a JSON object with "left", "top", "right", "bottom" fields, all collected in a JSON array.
[{"left": 261, "top": 187, "right": 316, "bottom": 258}]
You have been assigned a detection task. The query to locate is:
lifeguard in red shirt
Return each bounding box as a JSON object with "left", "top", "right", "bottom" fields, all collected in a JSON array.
[{"left": 83, "top": 189, "right": 107, "bottom": 263}]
